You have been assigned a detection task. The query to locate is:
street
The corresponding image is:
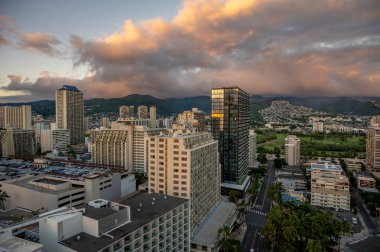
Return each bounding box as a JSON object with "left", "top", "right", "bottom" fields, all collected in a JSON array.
[{"left": 241, "top": 160, "right": 275, "bottom": 252}]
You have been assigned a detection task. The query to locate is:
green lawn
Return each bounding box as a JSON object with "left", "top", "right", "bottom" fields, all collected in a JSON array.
[{"left": 257, "top": 132, "right": 366, "bottom": 158}]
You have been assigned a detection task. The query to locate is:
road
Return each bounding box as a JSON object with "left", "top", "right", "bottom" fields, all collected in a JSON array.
[
  {"left": 241, "top": 161, "right": 275, "bottom": 252},
  {"left": 354, "top": 189, "right": 377, "bottom": 230}
]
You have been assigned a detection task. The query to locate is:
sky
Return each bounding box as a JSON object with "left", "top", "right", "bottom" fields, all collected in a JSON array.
[{"left": 0, "top": 0, "right": 379, "bottom": 102}]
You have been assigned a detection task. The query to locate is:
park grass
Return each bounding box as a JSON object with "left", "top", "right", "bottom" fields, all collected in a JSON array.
[{"left": 257, "top": 132, "right": 366, "bottom": 158}]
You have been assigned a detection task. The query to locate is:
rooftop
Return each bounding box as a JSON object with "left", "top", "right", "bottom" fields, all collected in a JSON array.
[
  {"left": 58, "top": 85, "right": 81, "bottom": 92},
  {"left": 192, "top": 202, "right": 236, "bottom": 247},
  {"left": 60, "top": 192, "right": 188, "bottom": 252},
  {"left": 311, "top": 163, "right": 342, "bottom": 171}
]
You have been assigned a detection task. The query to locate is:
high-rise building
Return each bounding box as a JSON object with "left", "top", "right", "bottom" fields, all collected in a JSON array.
[
  {"left": 285, "top": 135, "right": 301, "bottom": 166},
  {"left": 129, "top": 106, "right": 135, "bottom": 117},
  {"left": 211, "top": 87, "right": 250, "bottom": 189},
  {"left": 56, "top": 85, "right": 84, "bottom": 145},
  {"left": 177, "top": 108, "right": 206, "bottom": 131},
  {"left": 91, "top": 125, "right": 161, "bottom": 172},
  {"left": 0, "top": 128, "right": 35, "bottom": 158},
  {"left": 0, "top": 105, "right": 32, "bottom": 129},
  {"left": 41, "top": 129, "right": 70, "bottom": 153},
  {"left": 310, "top": 163, "right": 350, "bottom": 211},
  {"left": 119, "top": 105, "right": 130, "bottom": 119},
  {"left": 150, "top": 106, "right": 157, "bottom": 128},
  {"left": 137, "top": 105, "right": 148, "bottom": 119},
  {"left": 33, "top": 119, "right": 51, "bottom": 146},
  {"left": 249, "top": 129, "right": 257, "bottom": 167},
  {"left": 366, "top": 119, "right": 380, "bottom": 171},
  {"left": 91, "top": 129, "right": 129, "bottom": 169},
  {"left": 147, "top": 131, "right": 220, "bottom": 232}
]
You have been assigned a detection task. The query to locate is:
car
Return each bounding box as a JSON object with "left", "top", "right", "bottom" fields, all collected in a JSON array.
[{"left": 352, "top": 217, "right": 357, "bottom": 225}]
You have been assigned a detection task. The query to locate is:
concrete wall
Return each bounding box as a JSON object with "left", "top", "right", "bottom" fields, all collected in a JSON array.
[{"left": 121, "top": 174, "right": 136, "bottom": 197}]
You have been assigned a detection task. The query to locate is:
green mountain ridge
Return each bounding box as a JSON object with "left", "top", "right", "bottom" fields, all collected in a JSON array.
[{"left": 1, "top": 95, "right": 379, "bottom": 118}]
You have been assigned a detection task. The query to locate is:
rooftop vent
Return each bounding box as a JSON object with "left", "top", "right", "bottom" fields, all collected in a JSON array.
[
  {"left": 139, "top": 202, "right": 143, "bottom": 207},
  {"left": 137, "top": 208, "right": 141, "bottom": 212},
  {"left": 88, "top": 199, "right": 108, "bottom": 208},
  {"left": 76, "top": 235, "right": 81, "bottom": 241}
]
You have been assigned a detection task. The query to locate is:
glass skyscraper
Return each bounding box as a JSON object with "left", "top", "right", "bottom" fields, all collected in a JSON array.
[{"left": 211, "top": 87, "right": 250, "bottom": 185}]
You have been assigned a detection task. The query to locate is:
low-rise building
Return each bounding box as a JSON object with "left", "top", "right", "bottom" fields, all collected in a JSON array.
[
  {"left": 43, "top": 193, "right": 190, "bottom": 252},
  {"left": 311, "top": 163, "right": 350, "bottom": 211},
  {"left": 0, "top": 173, "right": 136, "bottom": 211},
  {"left": 357, "top": 175, "right": 378, "bottom": 192}
]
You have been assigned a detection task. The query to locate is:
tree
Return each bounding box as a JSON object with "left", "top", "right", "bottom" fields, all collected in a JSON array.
[
  {"left": 217, "top": 226, "right": 232, "bottom": 252},
  {"left": 0, "top": 190, "right": 10, "bottom": 210},
  {"left": 236, "top": 201, "right": 248, "bottom": 224},
  {"left": 257, "top": 153, "right": 267, "bottom": 164},
  {"left": 268, "top": 183, "right": 282, "bottom": 204},
  {"left": 228, "top": 191, "right": 239, "bottom": 203}
]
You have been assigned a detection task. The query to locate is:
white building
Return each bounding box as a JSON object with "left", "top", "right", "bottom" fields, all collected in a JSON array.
[
  {"left": 0, "top": 173, "right": 136, "bottom": 211},
  {"left": 285, "top": 135, "right": 301, "bottom": 166},
  {"left": 41, "top": 129, "right": 70, "bottom": 153},
  {"left": 310, "top": 163, "right": 350, "bottom": 211},
  {"left": 40, "top": 193, "right": 190, "bottom": 252}
]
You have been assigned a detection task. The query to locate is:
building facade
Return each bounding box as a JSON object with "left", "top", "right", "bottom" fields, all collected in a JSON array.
[
  {"left": 285, "top": 135, "right": 301, "bottom": 166},
  {"left": 42, "top": 193, "right": 190, "bottom": 252},
  {"left": 177, "top": 108, "right": 206, "bottom": 132},
  {"left": 41, "top": 129, "right": 70, "bottom": 153},
  {"left": 147, "top": 131, "right": 221, "bottom": 232},
  {"left": 137, "top": 105, "right": 148, "bottom": 119},
  {"left": 56, "top": 85, "right": 84, "bottom": 145},
  {"left": 0, "top": 128, "right": 35, "bottom": 158},
  {"left": 0, "top": 105, "right": 32, "bottom": 129},
  {"left": 310, "top": 163, "right": 350, "bottom": 211},
  {"left": 211, "top": 87, "right": 250, "bottom": 187},
  {"left": 366, "top": 122, "right": 380, "bottom": 171},
  {"left": 150, "top": 106, "right": 157, "bottom": 128}
]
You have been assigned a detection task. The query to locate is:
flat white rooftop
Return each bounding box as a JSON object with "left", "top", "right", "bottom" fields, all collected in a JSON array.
[{"left": 0, "top": 234, "right": 43, "bottom": 252}]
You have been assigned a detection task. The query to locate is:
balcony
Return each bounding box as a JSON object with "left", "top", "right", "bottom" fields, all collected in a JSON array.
[{"left": 113, "top": 243, "right": 122, "bottom": 252}]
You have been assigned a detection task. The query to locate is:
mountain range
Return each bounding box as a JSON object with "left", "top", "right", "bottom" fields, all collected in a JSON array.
[{"left": 1, "top": 94, "right": 379, "bottom": 120}]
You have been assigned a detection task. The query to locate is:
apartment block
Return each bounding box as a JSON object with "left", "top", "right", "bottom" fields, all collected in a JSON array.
[
  {"left": 285, "top": 135, "right": 301, "bottom": 166},
  {"left": 91, "top": 129, "right": 129, "bottom": 169},
  {"left": 137, "top": 105, "right": 148, "bottom": 119},
  {"left": 91, "top": 125, "right": 161, "bottom": 172},
  {"left": 0, "top": 173, "right": 135, "bottom": 211},
  {"left": 357, "top": 175, "right": 377, "bottom": 192},
  {"left": 312, "top": 121, "right": 324, "bottom": 133},
  {"left": 41, "top": 129, "right": 70, "bottom": 153},
  {"left": 0, "top": 105, "right": 32, "bottom": 129},
  {"left": 366, "top": 120, "right": 380, "bottom": 171},
  {"left": 150, "top": 106, "right": 157, "bottom": 128},
  {"left": 147, "top": 131, "right": 221, "bottom": 232},
  {"left": 0, "top": 128, "right": 35, "bottom": 158},
  {"left": 311, "top": 163, "right": 350, "bottom": 211},
  {"left": 44, "top": 193, "right": 190, "bottom": 252},
  {"left": 56, "top": 85, "right": 84, "bottom": 145},
  {"left": 177, "top": 108, "right": 206, "bottom": 131}
]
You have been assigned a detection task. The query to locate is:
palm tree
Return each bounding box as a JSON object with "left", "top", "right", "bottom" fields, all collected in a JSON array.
[
  {"left": 0, "top": 190, "right": 10, "bottom": 210},
  {"left": 236, "top": 201, "right": 248, "bottom": 224},
  {"left": 217, "top": 226, "right": 232, "bottom": 252}
]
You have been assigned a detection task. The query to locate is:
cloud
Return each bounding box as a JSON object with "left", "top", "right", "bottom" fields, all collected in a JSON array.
[
  {"left": 17, "top": 32, "right": 61, "bottom": 56},
  {"left": 2, "top": 0, "right": 380, "bottom": 100}
]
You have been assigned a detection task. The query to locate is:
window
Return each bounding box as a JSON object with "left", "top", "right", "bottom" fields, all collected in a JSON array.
[
  {"left": 181, "top": 187, "right": 187, "bottom": 191},
  {"left": 181, "top": 175, "right": 187, "bottom": 179},
  {"left": 181, "top": 157, "right": 187, "bottom": 161},
  {"left": 173, "top": 145, "right": 179, "bottom": 149},
  {"left": 181, "top": 181, "right": 187, "bottom": 185},
  {"left": 173, "top": 186, "right": 179, "bottom": 190},
  {"left": 173, "top": 151, "right": 179, "bottom": 154},
  {"left": 181, "top": 151, "right": 187, "bottom": 155},
  {"left": 181, "top": 169, "right": 187, "bottom": 173},
  {"left": 174, "top": 180, "right": 179, "bottom": 184},
  {"left": 181, "top": 193, "right": 187, "bottom": 197},
  {"left": 174, "top": 192, "right": 179, "bottom": 196}
]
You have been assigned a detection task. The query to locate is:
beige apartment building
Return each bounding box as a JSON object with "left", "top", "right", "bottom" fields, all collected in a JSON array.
[
  {"left": 0, "top": 105, "right": 32, "bottom": 129},
  {"left": 56, "top": 85, "right": 84, "bottom": 145},
  {"left": 147, "top": 131, "right": 221, "bottom": 233},
  {"left": 137, "top": 105, "right": 148, "bottom": 119},
  {"left": 91, "top": 124, "right": 161, "bottom": 172},
  {"left": 150, "top": 106, "right": 157, "bottom": 128},
  {"left": 285, "top": 135, "right": 301, "bottom": 166},
  {"left": 311, "top": 163, "right": 350, "bottom": 211},
  {"left": 177, "top": 108, "right": 206, "bottom": 131},
  {"left": 366, "top": 118, "right": 380, "bottom": 171}
]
